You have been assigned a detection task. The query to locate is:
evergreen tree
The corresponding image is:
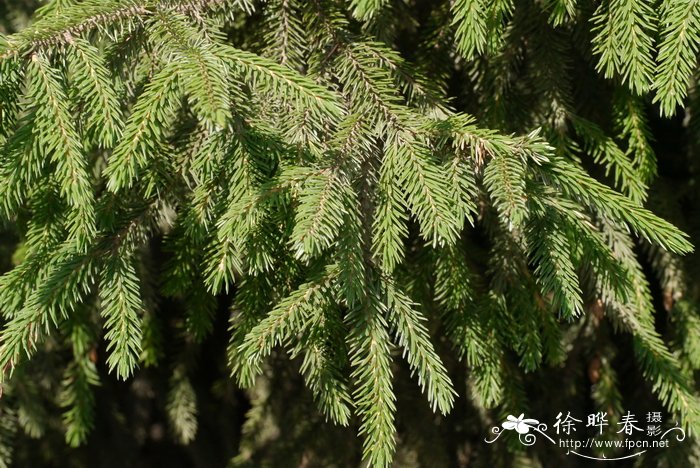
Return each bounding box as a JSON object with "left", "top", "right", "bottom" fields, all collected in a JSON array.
[{"left": 0, "top": 0, "right": 700, "bottom": 466}]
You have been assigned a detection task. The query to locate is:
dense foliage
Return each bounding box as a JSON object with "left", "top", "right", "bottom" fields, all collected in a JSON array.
[{"left": 1, "top": 0, "right": 700, "bottom": 466}]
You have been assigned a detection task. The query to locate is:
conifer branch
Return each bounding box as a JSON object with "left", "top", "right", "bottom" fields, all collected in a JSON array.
[
  {"left": 384, "top": 281, "right": 456, "bottom": 414},
  {"left": 653, "top": 0, "right": 700, "bottom": 116},
  {"left": 348, "top": 285, "right": 396, "bottom": 468},
  {"left": 104, "top": 63, "right": 181, "bottom": 193},
  {"left": 592, "top": 0, "right": 656, "bottom": 94},
  {"left": 99, "top": 251, "right": 144, "bottom": 381}
]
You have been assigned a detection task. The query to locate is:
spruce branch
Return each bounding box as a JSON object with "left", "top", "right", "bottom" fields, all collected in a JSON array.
[
  {"left": 591, "top": 0, "right": 656, "bottom": 94},
  {"left": 384, "top": 280, "right": 456, "bottom": 414},
  {"left": 27, "top": 52, "right": 96, "bottom": 251},
  {"left": 347, "top": 283, "right": 396, "bottom": 468},
  {"left": 235, "top": 266, "right": 337, "bottom": 386},
  {"left": 104, "top": 63, "right": 181, "bottom": 193},
  {"left": 65, "top": 38, "right": 124, "bottom": 148},
  {"left": 542, "top": 158, "right": 694, "bottom": 255},
  {"left": 99, "top": 250, "right": 144, "bottom": 381},
  {"left": 452, "top": 0, "right": 488, "bottom": 60},
  {"left": 653, "top": 0, "right": 700, "bottom": 116}
]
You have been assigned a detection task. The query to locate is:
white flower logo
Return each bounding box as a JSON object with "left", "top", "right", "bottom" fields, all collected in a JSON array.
[{"left": 502, "top": 414, "right": 539, "bottom": 434}]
